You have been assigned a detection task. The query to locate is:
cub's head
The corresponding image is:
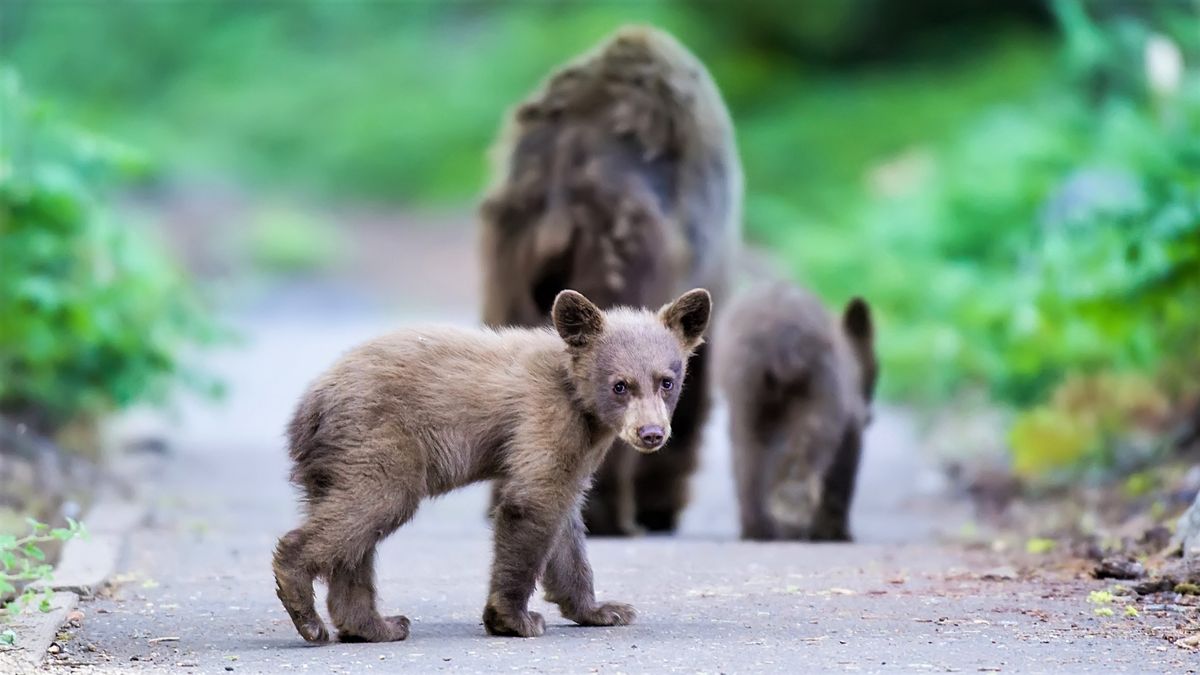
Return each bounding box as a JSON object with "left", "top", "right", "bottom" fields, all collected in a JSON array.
[{"left": 552, "top": 288, "right": 711, "bottom": 452}]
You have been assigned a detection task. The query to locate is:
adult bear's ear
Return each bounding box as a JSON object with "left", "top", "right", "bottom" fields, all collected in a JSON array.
[
  {"left": 552, "top": 290, "right": 605, "bottom": 349},
  {"left": 659, "top": 288, "right": 712, "bottom": 350}
]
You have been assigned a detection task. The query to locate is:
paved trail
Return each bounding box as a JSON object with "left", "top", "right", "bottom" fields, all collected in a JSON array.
[{"left": 48, "top": 293, "right": 1178, "bottom": 673}]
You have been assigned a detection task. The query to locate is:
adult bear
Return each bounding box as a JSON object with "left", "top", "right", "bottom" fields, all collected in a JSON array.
[{"left": 478, "top": 25, "right": 742, "bottom": 535}]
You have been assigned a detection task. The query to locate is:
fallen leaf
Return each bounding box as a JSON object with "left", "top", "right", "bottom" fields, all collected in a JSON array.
[{"left": 1026, "top": 538, "right": 1057, "bottom": 555}]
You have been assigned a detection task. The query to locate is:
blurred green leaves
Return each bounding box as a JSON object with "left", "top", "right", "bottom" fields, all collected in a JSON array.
[
  {"left": 0, "top": 70, "right": 218, "bottom": 432},
  {"left": 3, "top": 1, "right": 1198, "bottom": 478}
]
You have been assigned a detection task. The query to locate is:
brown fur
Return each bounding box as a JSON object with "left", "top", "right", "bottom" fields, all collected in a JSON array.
[
  {"left": 478, "top": 25, "right": 742, "bottom": 536},
  {"left": 272, "top": 289, "right": 711, "bottom": 643},
  {"left": 715, "top": 282, "right": 877, "bottom": 541}
]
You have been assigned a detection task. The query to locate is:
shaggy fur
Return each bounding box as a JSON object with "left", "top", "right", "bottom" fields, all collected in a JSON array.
[
  {"left": 478, "top": 25, "right": 742, "bottom": 536},
  {"left": 272, "top": 289, "right": 711, "bottom": 643},
  {"left": 715, "top": 282, "right": 877, "bottom": 541}
]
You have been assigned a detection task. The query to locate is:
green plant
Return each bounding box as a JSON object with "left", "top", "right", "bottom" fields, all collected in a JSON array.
[
  {"left": 0, "top": 518, "right": 86, "bottom": 621},
  {"left": 0, "top": 69, "right": 219, "bottom": 434}
]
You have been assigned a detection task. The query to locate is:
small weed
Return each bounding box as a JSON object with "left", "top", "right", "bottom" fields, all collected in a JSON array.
[
  {"left": 1025, "top": 538, "right": 1057, "bottom": 555},
  {"left": 1174, "top": 583, "right": 1200, "bottom": 595},
  {"left": 1, "top": 518, "right": 87, "bottom": 620}
]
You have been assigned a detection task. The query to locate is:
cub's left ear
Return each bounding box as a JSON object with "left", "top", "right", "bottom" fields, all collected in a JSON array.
[
  {"left": 553, "top": 289, "right": 606, "bottom": 349},
  {"left": 659, "top": 288, "right": 712, "bottom": 350}
]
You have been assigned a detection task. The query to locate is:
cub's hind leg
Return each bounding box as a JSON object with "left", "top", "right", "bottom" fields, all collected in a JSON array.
[
  {"left": 273, "top": 528, "right": 328, "bottom": 643},
  {"left": 319, "top": 490, "right": 421, "bottom": 642},
  {"left": 327, "top": 548, "right": 410, "bottom": 642}
]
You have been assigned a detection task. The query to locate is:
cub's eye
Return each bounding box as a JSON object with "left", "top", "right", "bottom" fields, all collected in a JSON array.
[
  {"left": 660, "top": 378, "right": 674, "bottom": 391},
  {"left": 612, "top": 381, "right": 628, "bottom": 395}
]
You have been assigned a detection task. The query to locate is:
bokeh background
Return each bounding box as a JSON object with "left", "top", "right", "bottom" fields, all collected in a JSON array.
[{"left": 2, "top": 0, "right": 1199, "bottom": 533}]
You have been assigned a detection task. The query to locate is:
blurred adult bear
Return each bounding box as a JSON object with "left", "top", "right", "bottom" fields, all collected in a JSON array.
[{"left": 478, "top": 25, "right": 742, "bottom": 535}]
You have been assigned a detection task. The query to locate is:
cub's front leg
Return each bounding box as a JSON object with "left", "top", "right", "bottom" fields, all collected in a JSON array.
[
  {"left": 483, "top": 481, "right": 571, "bottom": 637},
  {"left": 542, "top": 507, "right": 636, "bottom": 627}
]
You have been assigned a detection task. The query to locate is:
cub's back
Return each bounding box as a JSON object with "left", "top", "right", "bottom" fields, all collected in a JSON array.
[{"left": 316, "top": 325, "right": 564, "bottom": 423}]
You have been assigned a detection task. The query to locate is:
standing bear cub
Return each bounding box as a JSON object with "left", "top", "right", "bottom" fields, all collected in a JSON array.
[
  {"left": 715, "top": 282, "right": 877, "bottom": 542},
  {"left": 273, "top": 288, "right": 711, "bottom": 643}
]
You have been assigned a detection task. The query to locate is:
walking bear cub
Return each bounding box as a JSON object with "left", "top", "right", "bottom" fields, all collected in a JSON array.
[
  {"left": 273, "top": 288, "right": 711, "bottom": 643},
  {"left": 715, "top": 282, "right": 877, "bottom": 542},
  {"left": 478, "top": 25, "right": 742, "bottom": 536}
]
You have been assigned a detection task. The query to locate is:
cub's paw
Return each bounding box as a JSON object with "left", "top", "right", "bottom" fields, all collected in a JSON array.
[
  {"left": 337, "top": 615, "right": 410, "bottom": 643},
  {"left": 382, "top": 615, "right": 412, "bottom": 641},
  {"left": 483, "top": 604, "right": 545, "bottom": 638},
  {"left": 573, "top": 601, "right": 637, "bottom": 627},
  {"left": 297, "top": 617, "right": 330, "bottom": 643}
]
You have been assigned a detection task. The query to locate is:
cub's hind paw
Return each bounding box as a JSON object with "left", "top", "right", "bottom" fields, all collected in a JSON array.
[{"left": 297, "top": 617, "right": 330, "bottom": 643}]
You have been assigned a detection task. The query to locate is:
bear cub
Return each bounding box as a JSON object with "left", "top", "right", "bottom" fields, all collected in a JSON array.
[
  {"left": 715, "top": 281, "right": 877, "bottom": 541},
  {"left": 273, "top": 288, "right": 711, "bottom": 643}
]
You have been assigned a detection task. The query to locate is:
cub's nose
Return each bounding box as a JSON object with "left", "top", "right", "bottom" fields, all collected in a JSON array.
[{"left": 637, "top": 425, "right": 665, "bottom": 450}]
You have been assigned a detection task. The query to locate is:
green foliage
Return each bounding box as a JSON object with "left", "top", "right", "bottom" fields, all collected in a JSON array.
[
  {"left": 4, "top": 1, "right": 1197, "bottom": 478},
  {"left": 0, "top": 517, "right": 85, "bottom": 621},
  {"left": 1, "top": 1, "right": 1048, "bottom": 208},
  {"left": 769, "top": 2, "right": 1199, "bottom": 419},
  {"left": 4, "top": 2, "right": 701, "bottom": 203},
  {"left": 0, "top": 71, "right": 219, "bottom": 430}
]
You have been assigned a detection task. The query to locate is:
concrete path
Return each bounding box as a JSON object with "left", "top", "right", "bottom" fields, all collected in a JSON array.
[{"left": 46, "top": 295, "right": 1180, "bottom": 673}]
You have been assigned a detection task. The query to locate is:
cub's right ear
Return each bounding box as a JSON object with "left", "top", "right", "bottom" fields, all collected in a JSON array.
[
  {"left": 552, "top": 290, "right": 605, "bottom": 349},
  {"left": 842, "top": 297, "right": 878, "bottom": 400}
]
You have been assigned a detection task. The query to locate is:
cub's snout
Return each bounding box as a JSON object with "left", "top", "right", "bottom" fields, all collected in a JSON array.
[
  {"left": 637, "top": 425, "right": 665, "bottom": 450},
  {"left": 618, "top": 395, "right": 673, "bottom": 453}
]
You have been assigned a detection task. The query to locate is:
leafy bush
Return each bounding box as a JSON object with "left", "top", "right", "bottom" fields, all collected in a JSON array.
[
  {"left": 766, "top": 1, "right": 1198, "bottom": 413},
  {"left": 0, "top": 70, "right": 217, "bottom": 433}
]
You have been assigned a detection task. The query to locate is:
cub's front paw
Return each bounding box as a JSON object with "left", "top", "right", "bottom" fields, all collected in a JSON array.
[
  {"left": 572, "top": 601, "right": 637, "bottom": 626},
  {"left": 483, "top": 604, "right": 545, "bottom": 638}
]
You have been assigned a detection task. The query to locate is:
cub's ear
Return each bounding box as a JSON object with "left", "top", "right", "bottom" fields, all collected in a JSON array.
[
  {"left": 842, "top": 297, "right": 878, "bottom": 400},
  {"left": 552, "top": 290, "right": 605, "bottom": 349},
  {"left": 659, "top": 288, "right": 712, "bottom": 350}
]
